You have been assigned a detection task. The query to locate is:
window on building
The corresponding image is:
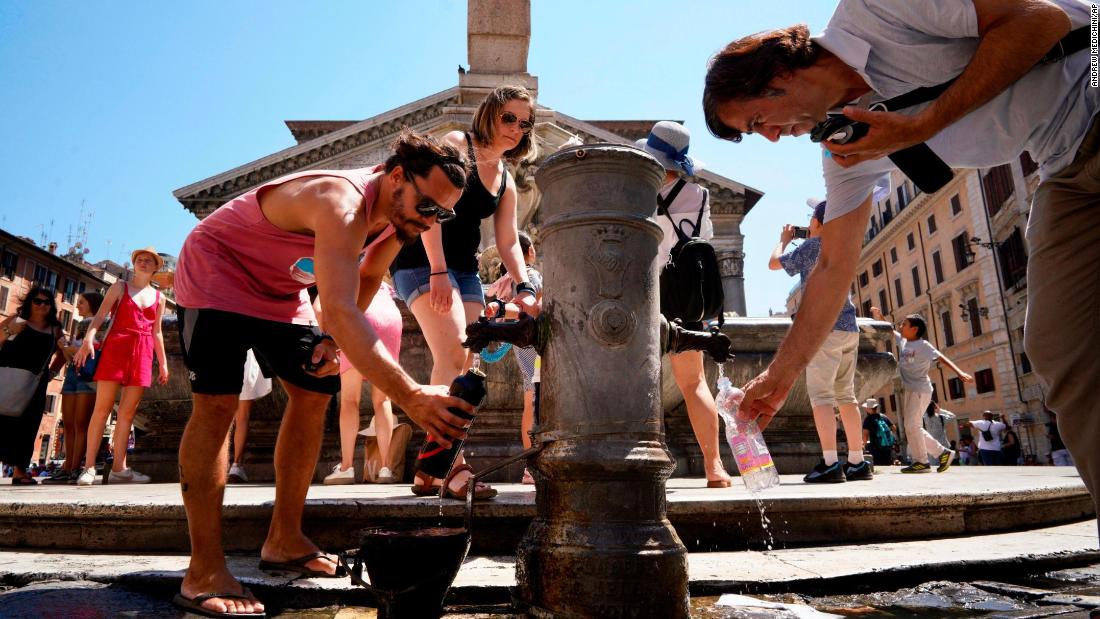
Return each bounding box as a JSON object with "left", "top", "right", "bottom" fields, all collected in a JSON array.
[
  {"left": 950, "top": 194, "right": 963, "bottom": 215},
  {"left": 872, "top": 260, "right": 883, "bottom": 277},
  {"left": 862, "top": 300, "right": 873, "bottom": 318},
  {"left": 897, "top": 183, "right": 911, "bottom": 209},
  {"left": 890, "top": 247, "right": 898, "bottom": 263},
  {"left": 948, "top": 377, "right": 966, "bottom": 400},
  {"left": 941, "top": 310, "right": 955, "bottom": 347},
  {"left": 63, "top": 278, "right": 76, "bottom": 304},
  {"left": 983, "top": 164, "right": 1014, "bottom": 217},
  {"left": 883, "top": 199, "right": 892, "bottom": 218},
  {"left": 931, "top": 251, "right": 944, "bottom": 284},
  {"left": 998, "top": 227, "right": 1028, "bottom": 289},
  {"left": 907, "top": 233, "right": 916, "bottom": 251},
  {"left": 1020, "top": 352, "right": 1032, "bottom": 374},
  {"left": 46, "top": 270, "right": 58, "bottom": 291},
  {"left": 975, "top": 368, "right": 996, "bottom": 394},
  {"left": 878, "top": 397, "right": 887, "bottom": 411},
  {"left": 889, "top": 394, "right": 897, "bottom": 411},
  {"left": 0, "top": 250, "right": 16, "bottom": 280},
  {"left": 952, "top": 233, "right": 973, "bottom": 272},
  {"left": 1020, "top": 151, "right": 1039, "bottom": 177},
  {"left": 45, "top": 394, "right": 57, "bottom": 414},
  {"left": 927, "top": 215, "right": 937, "bottom": 235},
  {"left": 60, "top": 309, "right": 73, "bottom": 334},
  {"left": 878, "top": 289, "right": 889, "bottom": 314},
  {"left": 967, "top": 297, "right": 983, "bottom": 337},
  {"left": 0, "top": 286, "right": 7, "bottom": 313},
  {"left": 911, "top": 267, "right": 921, "bottom": 297},
  {"left": 894, "top": 278, "right": 904, "bottom": 306},
  {"left": 859, "top": 271, "right": 869, "bottom": 287},
  {"left": 32, "top": 263, "right": 48, "bottom": 286}
]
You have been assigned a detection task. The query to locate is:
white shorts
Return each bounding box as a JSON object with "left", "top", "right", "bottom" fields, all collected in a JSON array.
[{"left": 805, "top": 330, "right": 859, "bottom": 408}]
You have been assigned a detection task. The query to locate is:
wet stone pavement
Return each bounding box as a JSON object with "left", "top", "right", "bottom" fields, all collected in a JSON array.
[{"left": 3, "top": 564, "right": 1099, "bottom": 618}]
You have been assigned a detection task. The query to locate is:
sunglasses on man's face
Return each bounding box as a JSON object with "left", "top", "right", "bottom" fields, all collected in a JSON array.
[
  {"left": 407, "top": 175, "right": 456, "bottom": 223},
  {"left": 31, "top": 298, "right": 51, "bottom": 306},
  {"left": 500, "top": 111, "right": 534, "bottom": 134}
]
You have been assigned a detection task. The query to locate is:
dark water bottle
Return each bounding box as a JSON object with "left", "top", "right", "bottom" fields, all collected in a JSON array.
[{"left": 414, "top": 366, "right": 488, "bottom": 479}]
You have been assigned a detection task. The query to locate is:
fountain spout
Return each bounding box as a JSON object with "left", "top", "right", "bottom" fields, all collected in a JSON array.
[
  {"left": 660, "top": 316, "right": 733, "bottom": 363},
  {"left": 462, "top": 314, "right": 548, "bottom": 354}
]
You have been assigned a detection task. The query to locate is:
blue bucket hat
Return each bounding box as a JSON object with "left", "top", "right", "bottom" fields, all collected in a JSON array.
[{"left": 635, "top": 121, "right": 704, "bottom": 176}]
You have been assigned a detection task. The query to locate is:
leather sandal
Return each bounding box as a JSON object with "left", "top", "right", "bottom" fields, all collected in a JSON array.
[
  {"left": 442, "top": 463, "right": 497, "bottom": 500},
  {"left": 410, "top": 471, "right": 443, "bottom": 496}
]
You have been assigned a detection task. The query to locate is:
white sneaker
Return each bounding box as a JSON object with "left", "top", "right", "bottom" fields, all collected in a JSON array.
[
  {"left": 76, "top": 467, "right": 97, "bottom": 486},
  {"left": 377, "top": 467, "right": 396, "bottom": 484},
  {"left": 108, "top": 467, "right": 150, "bottom": 484},
  {"left": 323, "top": 464, "right": 355, "bottom": 485},
  {"left": 228, "top": 463, "right": 248, "bottom": 483}
]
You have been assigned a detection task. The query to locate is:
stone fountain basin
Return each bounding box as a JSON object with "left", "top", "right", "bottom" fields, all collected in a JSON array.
[{"left": 0, "top": 466, "right": 1089, "bottom": 555}]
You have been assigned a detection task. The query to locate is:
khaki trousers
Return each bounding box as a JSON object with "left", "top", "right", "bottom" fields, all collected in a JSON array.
[{"left": 1024, "top": 115, "right": 1100, "bottom": 538}]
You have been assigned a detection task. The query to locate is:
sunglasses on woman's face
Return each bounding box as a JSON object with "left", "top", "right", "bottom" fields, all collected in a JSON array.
[
  {"left": 500, "top": 111, "right": 534, "bottom": 134},
  {"left": 407, "top": 174, "right": 456, "bottom": 223},
  {"left": 31, "top": 298, "right": 51, "bottom": 306}
]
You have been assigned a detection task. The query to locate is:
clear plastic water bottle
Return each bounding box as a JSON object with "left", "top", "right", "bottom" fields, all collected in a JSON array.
[{"left": 716, "top": 377, "right": 781, "bottom": 492}]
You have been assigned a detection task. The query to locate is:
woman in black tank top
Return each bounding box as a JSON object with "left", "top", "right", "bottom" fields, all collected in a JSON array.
[{"left": 392, "top": 86, "right": 540, "bottom": 499}]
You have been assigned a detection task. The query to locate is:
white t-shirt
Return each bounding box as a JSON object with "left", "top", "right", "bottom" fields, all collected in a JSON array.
[
  {"left": 971, "top": 419, "right": 1006, "bottom": 451},
  {"left": 816, "top": 0, "right": 1099, "bottom": 223},
  {"left": 895, "top": 333, "right": 940, "bottom": 393},
  {"left": 656, "top": 179, "right": 713, "bottom": 261}
]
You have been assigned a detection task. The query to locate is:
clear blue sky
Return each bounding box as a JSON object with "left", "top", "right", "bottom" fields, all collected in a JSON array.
[{"left": 0, "top": 1, "right": 838, "bottom": 316}]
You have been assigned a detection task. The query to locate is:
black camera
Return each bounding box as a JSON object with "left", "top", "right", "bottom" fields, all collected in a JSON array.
[
  {"left": 792, "top": 226, "right": 809, "bottom": 239},
  {"left": 809, "top": 111, "right": 954, "bottom": 194},
  {"left": 809, "top": 113, "right": 869, "bottom": 145}
]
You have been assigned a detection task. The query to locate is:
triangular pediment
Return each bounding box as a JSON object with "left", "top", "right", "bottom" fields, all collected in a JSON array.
[
  {"left": 173, "top": 88, "right": 762, "bottom": 222},
  {"left": 173, "top": 87, "right": 461, "bottom": 218}
]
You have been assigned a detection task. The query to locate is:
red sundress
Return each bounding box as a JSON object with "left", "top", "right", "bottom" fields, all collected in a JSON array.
[{"left": 93, "top": 284, "right": 159, "bottom": 387}]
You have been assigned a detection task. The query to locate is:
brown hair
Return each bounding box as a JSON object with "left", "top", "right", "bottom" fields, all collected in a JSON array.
[
  {"left": 384, "top": 129, "right": 468, "bottom": 189},
  {"left": 81, "top": 291, "right": 104, "bottom": 316},
  {"left": 470, "top": 86, "right": 538, "bottom": 164},
  {"left": 703, "top": 24, "right": 820, "bottom": 142}
]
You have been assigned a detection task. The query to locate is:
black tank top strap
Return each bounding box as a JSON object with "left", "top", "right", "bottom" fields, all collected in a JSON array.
[
  {"left": 464, "top": 132, "right": 477, "bottom": 164},
  {"left": 496, "top": 168, "right": 507, "bottom": 200}
]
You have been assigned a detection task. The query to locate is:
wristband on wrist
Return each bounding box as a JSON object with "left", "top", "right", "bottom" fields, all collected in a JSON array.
[
  {"left": 430, "top": 271, "right": 449, "bottom": 277},
  {"left": 515, "top": 282, "right": 536, "bottom": 297}
]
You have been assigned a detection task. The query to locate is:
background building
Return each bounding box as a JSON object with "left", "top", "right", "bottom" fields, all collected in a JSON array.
[
  {"left": 0, "top": 228, "right": 109, "bottom": 466},
  {"left": 843, "top": 154, "right": 1045, "bottom": 462}
]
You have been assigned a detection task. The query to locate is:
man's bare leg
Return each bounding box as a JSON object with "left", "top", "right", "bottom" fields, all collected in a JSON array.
[
  {"left": 179, "top": 393, "right": 263, "bottom": 616},
  {"left": 259, "top": 380, "right": 338, "bottom": 574}
]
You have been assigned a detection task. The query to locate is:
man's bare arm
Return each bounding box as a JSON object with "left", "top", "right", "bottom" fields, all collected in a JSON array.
[
  {"left": 741, "top": 196, "right": 872, "bottom": 426},
  {"left": 307, "top": 183, "right": 471, "bottom": 443}
]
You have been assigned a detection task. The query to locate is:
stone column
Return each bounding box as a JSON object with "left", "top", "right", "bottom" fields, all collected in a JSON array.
[
  {"left": 717, "top": 249, "right": 746, "bottom": 317},
  {"left": 515, "top": 144, "right": 689, "bottom": 618}
]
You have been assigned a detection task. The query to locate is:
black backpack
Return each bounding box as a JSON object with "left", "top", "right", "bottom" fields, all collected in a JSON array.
[{"left": 658, "top": 179, "right": 725, "bottom": 327}]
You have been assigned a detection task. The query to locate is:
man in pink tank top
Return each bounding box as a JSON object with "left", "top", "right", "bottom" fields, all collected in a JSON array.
[{"left": 172, "top": 130, "right": 475, "bottom": 618}]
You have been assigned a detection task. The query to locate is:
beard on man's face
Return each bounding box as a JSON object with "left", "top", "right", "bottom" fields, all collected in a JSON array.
[{"left": 389, "top": 185, "right": 430, "bottom": 244}]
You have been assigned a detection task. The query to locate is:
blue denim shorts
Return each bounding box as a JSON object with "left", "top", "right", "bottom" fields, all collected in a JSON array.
[
  {"left": 392, "top": 266, "right": 485, "bottom": 307},
  {"left": 61, "top": 364, "right": 96, "bottom": 395}
]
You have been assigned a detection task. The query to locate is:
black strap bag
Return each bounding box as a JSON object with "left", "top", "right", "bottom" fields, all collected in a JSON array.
[{"left": 658, "top": 179, "right": 725, "bottom": 327}]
